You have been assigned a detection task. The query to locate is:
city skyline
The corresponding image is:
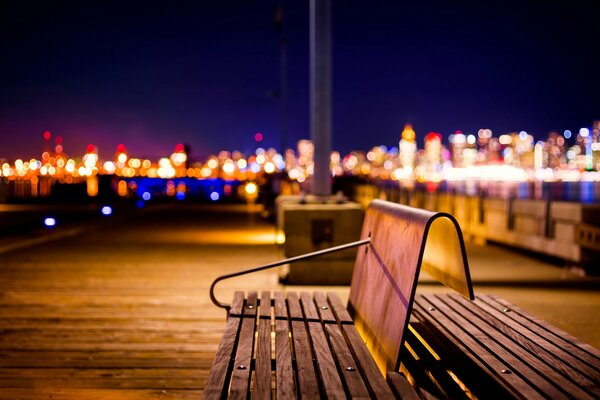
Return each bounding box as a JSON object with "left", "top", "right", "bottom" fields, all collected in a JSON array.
[{"left": 1, "top": 1, "right": 599, "bottom": 159}]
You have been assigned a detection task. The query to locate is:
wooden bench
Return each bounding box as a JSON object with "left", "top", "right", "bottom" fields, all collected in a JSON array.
[{"left": 205, "top": 199, "right": 600, "bottom": 399}]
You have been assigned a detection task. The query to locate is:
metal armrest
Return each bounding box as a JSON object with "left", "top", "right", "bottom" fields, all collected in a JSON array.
[{"left": 209, "top": 238, "right": 371, "bottom": 313}]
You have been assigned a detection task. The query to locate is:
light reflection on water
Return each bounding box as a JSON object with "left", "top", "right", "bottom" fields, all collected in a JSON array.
[{"left": 442, "top": 181, "right": 600, "bottom": 203}]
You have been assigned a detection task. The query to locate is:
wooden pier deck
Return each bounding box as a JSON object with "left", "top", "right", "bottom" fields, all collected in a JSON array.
[
  {"left": 0, "top": 204, "right": 320, "bottom": 399},
  {"left": 1, "top": 203, "right": 598, "bottom": 399}
]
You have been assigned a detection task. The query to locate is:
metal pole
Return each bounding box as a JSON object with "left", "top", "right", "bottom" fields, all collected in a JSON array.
[
  {"left": 276, "top": 1, "right": 288, "bottom": 153},
  {"left": 310, "top": 0, "right": 332, "bottom": 196}
]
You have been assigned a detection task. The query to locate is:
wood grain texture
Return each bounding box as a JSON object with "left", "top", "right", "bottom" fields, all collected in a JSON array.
[
  {"left": 228, "top": 293, "right": 258, "bottom": 399},
  {"left": 275, "top": 317, "right": 295, "bottom": 399},
  {"left": 313, "top": 291, "right": 335, "bottom": 323},
  {"left": 273, "top": 291, "right": 287, "bottom": 319},
  {"left": 307, "top": 322, "right": 345, "bottom": 399},
  {"left": 204, "top": 316, "right": 241, "bottom": 399},
  {"left": 290, "top": 319, "right": 320, "bottom": 399},
  {"left": 342, "top": 325, "right": 395, "bottom": 399},
  {"left": 348, "top": 200, "right": 472, "bottom": 373},
  {"left": 259, "top": 291, "right": 271, "bottom": 319},
  {"left": 327, "top": 292, "right": 353, "bottom": 324},
  {"left": 0, "top": 388, "right": 203, "bottom": 400},
  {"left": 447, "top": 294, "right": 599, "bottom": 398},
  {"left": 286, "top": 292, "right": 303, "bottom": 320},
  {"left": 482, "top": 295, "right": 600, "bottom": 370},
  {"left": 300, "top": 292, "right": 319, "bottom": 322},
  {"left": 414, "top": 295, "right": 555, "bottom": 400},
  {"left": 230, "top": 291, "right": 245, "bottom": 317},
  {"left": 324, "top": 324, "right": 370, "bottom": 398},
  {"left": 386, "top": 372, "right": 420, "bottom": 400},
  {"left": 253, "top": 319, "right": 272, "bottom": 399}
]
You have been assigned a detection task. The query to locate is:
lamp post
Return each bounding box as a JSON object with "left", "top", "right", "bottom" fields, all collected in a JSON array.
[{"left": 310, "top": 0, "right": 332, "bottom": 197}]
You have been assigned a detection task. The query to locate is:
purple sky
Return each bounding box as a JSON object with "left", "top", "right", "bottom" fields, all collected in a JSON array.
[{"left": 1, "top": 0, "right": 599, "bottom": 161}]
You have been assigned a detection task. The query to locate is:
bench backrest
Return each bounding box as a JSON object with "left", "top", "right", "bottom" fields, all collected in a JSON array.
[{"left": 348, "top": 199, "right": 474, "bottom": 373}]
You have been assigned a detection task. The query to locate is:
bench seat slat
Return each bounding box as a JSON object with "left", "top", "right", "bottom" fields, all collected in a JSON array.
[
  {"left": 274, "top": 291, "right": 287, "bottom": 320},
  {"left": 307, "top": 322, "right": 346, "bottom": 398},
  {"left": 412, "top": 296, "right": 544, "bottom": 399},
  {"left": 417, "top": 294, "right": 567, "bottom": 400},
  {"left": 300, "top": 292, "right": 320, "bottom": 322},
  {"left": 386, "top": 372, "right": 421, "bottom": 400},
  {"left": 230, "top": 291, "right": 245, "bottom": 317},
  {"left": 274, "top": 292, "right": 295, "bottom": 399},
  {"left": 481, "top": 295, "right": 600, "bottom": 371},
  {"left": 447, "top": 294, "right": 600, "bottom": 398},
  {"left": 288, "top": 292, "right": 320, "bottom": 399},
  {"left": 253, "top": 291, "right": 272, "bottom": 399},
  {"left": 287, "top": 292, "right": 303, "bottom": 320},
  {"left": 324, "top": 324, "right": 370, "bottom": 398},
  {"left": 402, "top": 325, "right": 472, "bottom": 399},
  {"left": 313, "top": 291, "right": 336, "bottom": 323},
  {"left": 229, "top": 292, "right": 257, "bottom": 399},
  {"left": 204, "top": 316, "right": 242, "bottom": 399},
  {"left": 342, "top": 324, "right": 395, "bottom": 399},
  {"left": 327, "top": 292, "right": 353, "bottom": 324}
]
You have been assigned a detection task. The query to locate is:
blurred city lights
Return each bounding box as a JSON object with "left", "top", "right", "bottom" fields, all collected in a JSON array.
[
  {"left": 101, "top": 206, "right": 113, "bottom": 216},
  {"left": 580, "top": 128, "right": 590, "bottom": 138},
  {"left": 210, "top": 191, "right": 220, "bottom": 201},
  {"left": 142, "top": 192, "right": 151, "bottom": 201},
  {"left": 245, "top": 182, "right": 257, "bottom": 195},
  {"left": 44, "top": 217, "right": 56, "bottom": 227}
]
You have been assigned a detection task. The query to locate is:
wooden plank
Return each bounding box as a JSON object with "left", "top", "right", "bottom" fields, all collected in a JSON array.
[
  {"left": 287, "top": 292, "right": 303, "bottom": 320},
  {"left": 229, "top": 292, "right": 258, "bottom": 399},
  {"left": 300, "top": 292, "right": 319, "bottom": 322},
  {"left": 417, "top": 294, "right": 564, "bottom": 400},
  {"left": 386, "top": 372, "right": 420, "bottom": 400},
  {"left": 0, "top": 330, "right": 227, "bottom": 347},
  {"left": 253, "top": 292, "right": 272, "bottom": 399},
  {"left": 447, "top": 294, "right": 600, "bottom": 398},
  {"left": 244, "top": 291, "right": 258, "bottom": 317},
  {"left": 0, "top": 389, "right": 203, "bottom": 400},
  {"left": 342, "top": 324, "right": 395, "bottom": 399},
  {"left": 230, "top": 291, "right": 245, "bottom": 317},
  {"left": 204, "top": 314, "right": 242, "bottom": 399},
  {"left": 307, "top": 321, "right": 345, "bottom": 398},
  {"left": 274, "top": 291, "right": 287, "bottom": 319},
  {"left": 324, "top": 324, "right": 370, "bottom": 398},
  {"left": 290, "top": 319, "right": 319, "bottom": 399},
  {"left": 0, "top": 368, "right": 204, "bottom": 389},
  {"left": 412, "top": 296, "right": 540, "bottom": 399},
  {"left": 482, "top": 295, "right": 600, "bottom": 369},
  {"left": 327, "top": 292, "right": 353, "bottom": 324},
  {"left": 259, "top": 291, "right": 271, "bottom": 319},
  {"left": 403, "top": 323, "right": 470, "bottom": 399},
  {"left": 313, "top": 291, "right": 336, "bottom": 323},
  {"left": 274, "top": 299, "right": 295, "bottom": 399},
  {"left": 0, "top": 350, "right": 214, "bottom": 369},
  {"left": 291, "top": 320, "right": 319, "bottom": 399}
]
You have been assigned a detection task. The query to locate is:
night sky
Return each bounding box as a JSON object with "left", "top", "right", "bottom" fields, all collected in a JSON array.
[{"left": 1, "top": 0, "right": 599, "bottom": 161}]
